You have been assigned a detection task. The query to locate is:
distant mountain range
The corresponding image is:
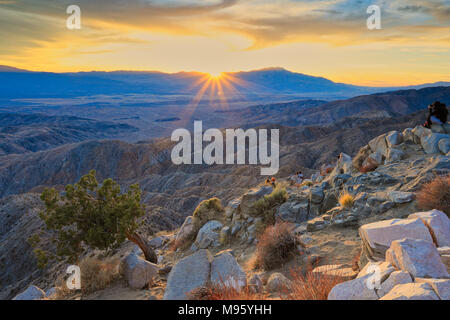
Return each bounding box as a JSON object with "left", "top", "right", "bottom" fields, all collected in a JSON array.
[
  {"left": 0, "top": 66, "right": 448, "bottom": 99},
  {"left": 224, "top": 86, "right": 450, "bottom": 127}
]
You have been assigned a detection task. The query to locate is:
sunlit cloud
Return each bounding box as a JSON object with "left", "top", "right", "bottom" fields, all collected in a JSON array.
[{"left": 0, "top": 0, "right": 449, "bottom": 85}]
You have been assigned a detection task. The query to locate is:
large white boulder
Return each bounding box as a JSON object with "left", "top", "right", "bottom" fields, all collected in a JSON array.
[
  {"left": 386, "top": 131, "right": 403, "bottom": 148},
  {"left": 438, "top": 138, "right": 450, "bottom": 154},
  {"left": 385, "top": 148, "right": 405, "bottom": 164},
  {"left": 377, "top": 271, "right": 412, "bottom": 297},
  {"left": 356, "top": 261, "right": 395, "bottom": 283},
  {"left": 12, "top": 285, "right": 46, "bottom": 300},
  {"left": 386, "top": 238, "right": 449, "bottom": 279},
  {"left": 379, "top": 282, "right": 439, "bottom": 300},
  {"left": 415, "top": 278, "right": 450, "bottom": 300},
  {"left": 122, "top": 251, "right": 159, "bottom": 289},
  {"left": 164, "top": 249, "right": 213, "bottom": 300},
  {"left": 412, "top": 126, "right": 432, "bottom": 144},
  {"left": 408, "top": 210, "right": 450, "bottom": 247},
  {"left": 359, "top": 218, "right": 433, "bottom": 261},
  {"left": 369, "top": 134, "right": 388, "bottom": 157},
  {"left": 210, "top": 250, "right": 247, "bottom": 290},
  {"left": 194, "top": 220, "right": 223, "bottom": 249},
  {"left": 421, "top": 133, "right": 450, "bottom": 154},
  {"left": 175, "top": 216, "right": 195, "bottom": 247},
  {"left": 327, "top": 274, "right": 379, "bottom": 300}
]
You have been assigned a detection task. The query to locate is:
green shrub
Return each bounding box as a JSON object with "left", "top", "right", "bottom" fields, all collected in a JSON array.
[
  {"left": 192, "top": 198, "right": 224, "bottom": 229},
  {"left": 252, "top": 188, "right": 288, "bottom": 226}
]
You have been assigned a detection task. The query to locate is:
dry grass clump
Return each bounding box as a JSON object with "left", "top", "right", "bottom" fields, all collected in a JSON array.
[
  {"left": 254, "top": 222, "right": 298, "bottom": 271},
  {"left": 192, "top": 197, "right": 224, "bottom": 229},
  {"left": 287, "top": 266, "right": 346, "bottom": 300},
  {"left": 252, "top": 188, "right": 288, "bottom": 226},
  {"left": 339, "top": 192, "right": 355, "bottom": 208},
  {"left": 301, "top": 180, "right": 314, "bottom": 187},
  {"left": 187, "top": 284, "right": 267, "bottom": 300},
  {"left": 79, "top": 257, "right": 120, "bottom": 294},
  {"left": 416, "top": 174, "right": 450, "bottom": 217}
]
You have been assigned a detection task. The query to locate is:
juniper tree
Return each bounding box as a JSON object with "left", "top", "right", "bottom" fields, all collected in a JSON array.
[{"left": 39, "top": 170, "right": 157, "bottom": 264}]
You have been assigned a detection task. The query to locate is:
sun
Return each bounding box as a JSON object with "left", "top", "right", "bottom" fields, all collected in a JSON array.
[{"left": 207, "top": 71, "right": 223, "bottom": 79}]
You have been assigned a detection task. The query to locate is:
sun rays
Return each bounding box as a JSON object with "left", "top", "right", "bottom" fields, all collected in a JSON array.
[{"left": 176, "top": 72, "right": 255, "bottom": 128}]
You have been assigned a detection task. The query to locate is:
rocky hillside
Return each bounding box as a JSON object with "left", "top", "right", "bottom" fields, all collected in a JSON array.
[
  {"left": 0, "top": 113, "right": 138, "bottom": 155},
  {"left": 7, "top": 123, "right": 449, "bottom": 300},
  {"left": 224, "top": 86, "right": 450, "bottom": 128}
]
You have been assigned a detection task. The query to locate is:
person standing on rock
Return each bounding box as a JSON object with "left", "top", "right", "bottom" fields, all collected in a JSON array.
[{"left": 424, "top": 101, "right": 448, "bottom": 128}]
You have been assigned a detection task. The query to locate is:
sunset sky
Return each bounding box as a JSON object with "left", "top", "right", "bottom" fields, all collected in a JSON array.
[{"left": 0, "top": 0, "right": 449, "bottom": 86}]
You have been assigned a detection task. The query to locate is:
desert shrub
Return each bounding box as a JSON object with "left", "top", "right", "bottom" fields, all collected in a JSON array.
[
  {"left": 79, "top": 257, "right": 120, "bottom": 294},
  {"left": 192, "top": 197, "right": 224, "bottom": 229},
  {"left": 416, "top": 174, "right": 450, "bottom": 217},
  {"left": 254, "top": 222, "right": 298, "bottom": 270},
  {"left": 252, "top": 188, "right": 288, "bottom": 226},
  {"left": 339, "top": 192, "right": 355, "bottom": 208},
  {"left": 301, "top": 180, "right": 314, "bottom": 187},
  {"left": 287, "top": 266, "right": 345, "bottom": 300},
  {"left": 187, "top": 284, "right": 267, "bottom": 300}
]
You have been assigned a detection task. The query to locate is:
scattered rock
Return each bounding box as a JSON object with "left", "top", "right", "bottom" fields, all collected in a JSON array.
[
  {"left": 248, "top": 274, "right": 263, "bottom": 293},
  {"left": 359, "top": 218, "right": 433, "bottom": 261},
  {"left": 386, "top": 148, "right": 405, "bottom": 164},
  {"left": 379, "top": 282, "right": 439, "bottom": 300},
  {"left": 438, "top": 138, "right": 450, "bottom": 154},
  {"left": 412, "top": 126, "right": 432, "bottom": 144},
  {"left": 122, "top": 251, "right": 159, "bottom": 289},
  {"left": 421, "top": 133, "right": 450, "bottom": 154},
  {"left": 158, "top": 265, "right": 173, "bottom": 276},
  {"left": 149, "top": 235, "right": 169, "bottom": 248},
  {"left": 164, "top": 249, "right": 213, "bottom": 300},
  {"left": 276, "top": 201, "right": 309, "bottom": 224},
  {"left": 327, "top": 274, "right": 379, "bottom": 300},
  {"left": 175, "top": 216, "right": 195, "bottom": 247},
  {"left": 402, "top": 128, "right": 414, "bottom": 142},
  {"left": 307, "top": 216, "right": 328, "bottom": 232},
  {"left": 369, "top": 134, "right": 388, "bottom": 157},
  {"left": 13, "top": 285, "right": 46, "bottom": 300},
  {"left": 210, "top": 250, "right": 247, "bottom": 289},
  {"left": 386, "top": 238, "right": 449, "bottom": 279},
  {"left": 386, "top": 131, "right": 403, "bottom": 148},
  {"left": 240, "top": 186, "right": 273, "bottom": 215},
  {"left": 310, "top": 188, "right": 325, "bottom": 204},
  {"left": 194, "top": 220, "right": 223, "bottom": 249},
  {"left": 415, "top": 278, "right": 450, "bottom": 300},
  {"left": 387, "top": 191, "right": 414, "bottom": 204},
  {"left": 377, "top": 271, "right": 412, "bottom": 297},
  {"left": 45, "top": 287, "right": 57, "bottom": 300},
  {"left": 408, "top": 210, "right": 450, "bottom": 247},
  {"left": 266, "top": 273, "right": 292, "bottom": 293},
  {"left": 312, "top": 265, "right": 357, "bottom": 281},
  {"left": 357, "top": 261, "right": 395, "bottom": 283}
]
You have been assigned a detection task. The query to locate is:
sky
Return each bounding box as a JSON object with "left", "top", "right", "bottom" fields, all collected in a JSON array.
[{"left": 0, "top": 0, "right": 449, "bottom": 86}]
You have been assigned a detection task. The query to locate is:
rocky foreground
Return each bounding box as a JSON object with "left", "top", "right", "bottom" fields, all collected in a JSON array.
[{"left": 9, "top": 124, "right": 450, "bottom": 300}]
